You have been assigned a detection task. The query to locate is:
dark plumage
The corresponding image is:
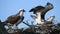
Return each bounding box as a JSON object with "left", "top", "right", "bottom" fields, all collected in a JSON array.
[
  {"left": 29, "top": 6, "right": 45, "bottom": 14},
  {"left": 4, "top": 9, "right": 25, "bottom": 25},
  {"left": 5, "top": 16, "right": 24, "bottom": 24},
  {"left": 29, "top": 2, "right": 53, "bottom": 20}
]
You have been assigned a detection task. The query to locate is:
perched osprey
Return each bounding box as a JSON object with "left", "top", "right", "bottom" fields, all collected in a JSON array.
[
  {"left": 4, "top": 9, "right": 25, "bottom": 26},
  {"left": 29, "top": 2, "right": 54, "bottom": 24}
]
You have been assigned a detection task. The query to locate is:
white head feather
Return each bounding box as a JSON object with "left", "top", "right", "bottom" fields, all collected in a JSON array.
[{"left": 18, "top": 9, "right": 24, "bottom": 16}]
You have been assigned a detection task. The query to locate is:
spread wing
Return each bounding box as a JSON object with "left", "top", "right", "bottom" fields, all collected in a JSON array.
[{"left": 29, "top": 6, "right": 45, "bottom": 14}]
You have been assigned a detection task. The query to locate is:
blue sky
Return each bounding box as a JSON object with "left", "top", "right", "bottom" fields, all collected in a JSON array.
[{"left": 0, "top": 0, "right": 60, "bottom": 28}]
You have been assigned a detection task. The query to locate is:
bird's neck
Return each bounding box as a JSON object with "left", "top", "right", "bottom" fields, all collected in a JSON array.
[
  {"left": 19, "top": 11, "right": 23, "bottom": 16},
  {"left": 16, "top": 11, "right": 23, "bottom": 16},
  {"left": 37, "top": 12, "right": 42, "bottom": 21}
]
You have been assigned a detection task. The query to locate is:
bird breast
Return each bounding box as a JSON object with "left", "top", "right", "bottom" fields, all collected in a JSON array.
[{"left": 34, "top": 12, "right": 44, "bottom": 24}]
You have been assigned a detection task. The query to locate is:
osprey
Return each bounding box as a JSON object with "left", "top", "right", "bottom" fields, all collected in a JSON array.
[
  {"left": 29, "top": 2, "right": 54, "bottom": 24},
  {"left": 3, "top": 9, "right": 25, "bottom": 33},
  {"left": 4, "top": 9, "right": 25, "bottom": 26}
]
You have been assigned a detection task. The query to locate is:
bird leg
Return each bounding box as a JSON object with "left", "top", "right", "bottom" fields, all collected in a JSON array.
[
  {"left": 13, "top": 24, "right": 18, "bottom": 30},
  {"left": 13, "top": 24, "right": 18, "bottom": 32},
  {"left": 7, "top": 23, "right": 14, "bottom": 33}
]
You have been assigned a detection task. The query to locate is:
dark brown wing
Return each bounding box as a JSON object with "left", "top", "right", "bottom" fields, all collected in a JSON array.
[
  {"left": 5, "top": 16, "right": 20, "bottom": 24},
  {"left": 29, "top": 6, "right": 45, "bottom": 14}
]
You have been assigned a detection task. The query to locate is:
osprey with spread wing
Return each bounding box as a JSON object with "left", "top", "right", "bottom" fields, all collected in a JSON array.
[{"left": 29, "top": 2, "right": 54, "bottom": 24}]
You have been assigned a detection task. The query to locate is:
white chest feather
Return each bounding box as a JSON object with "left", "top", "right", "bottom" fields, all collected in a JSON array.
[
  {"left": 19, "top": 11, "right": 23, "bottom": 16},
  {"left": 35, "top": 12, "right": 44, "bottom": 24}
]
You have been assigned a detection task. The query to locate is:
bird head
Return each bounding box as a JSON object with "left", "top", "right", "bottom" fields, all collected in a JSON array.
[
  {"left": 18, "top": 9, "right": 25, "bottom": 16},
  {"left": 19, "top": 9, "right": 25, "bottom": 12}
]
